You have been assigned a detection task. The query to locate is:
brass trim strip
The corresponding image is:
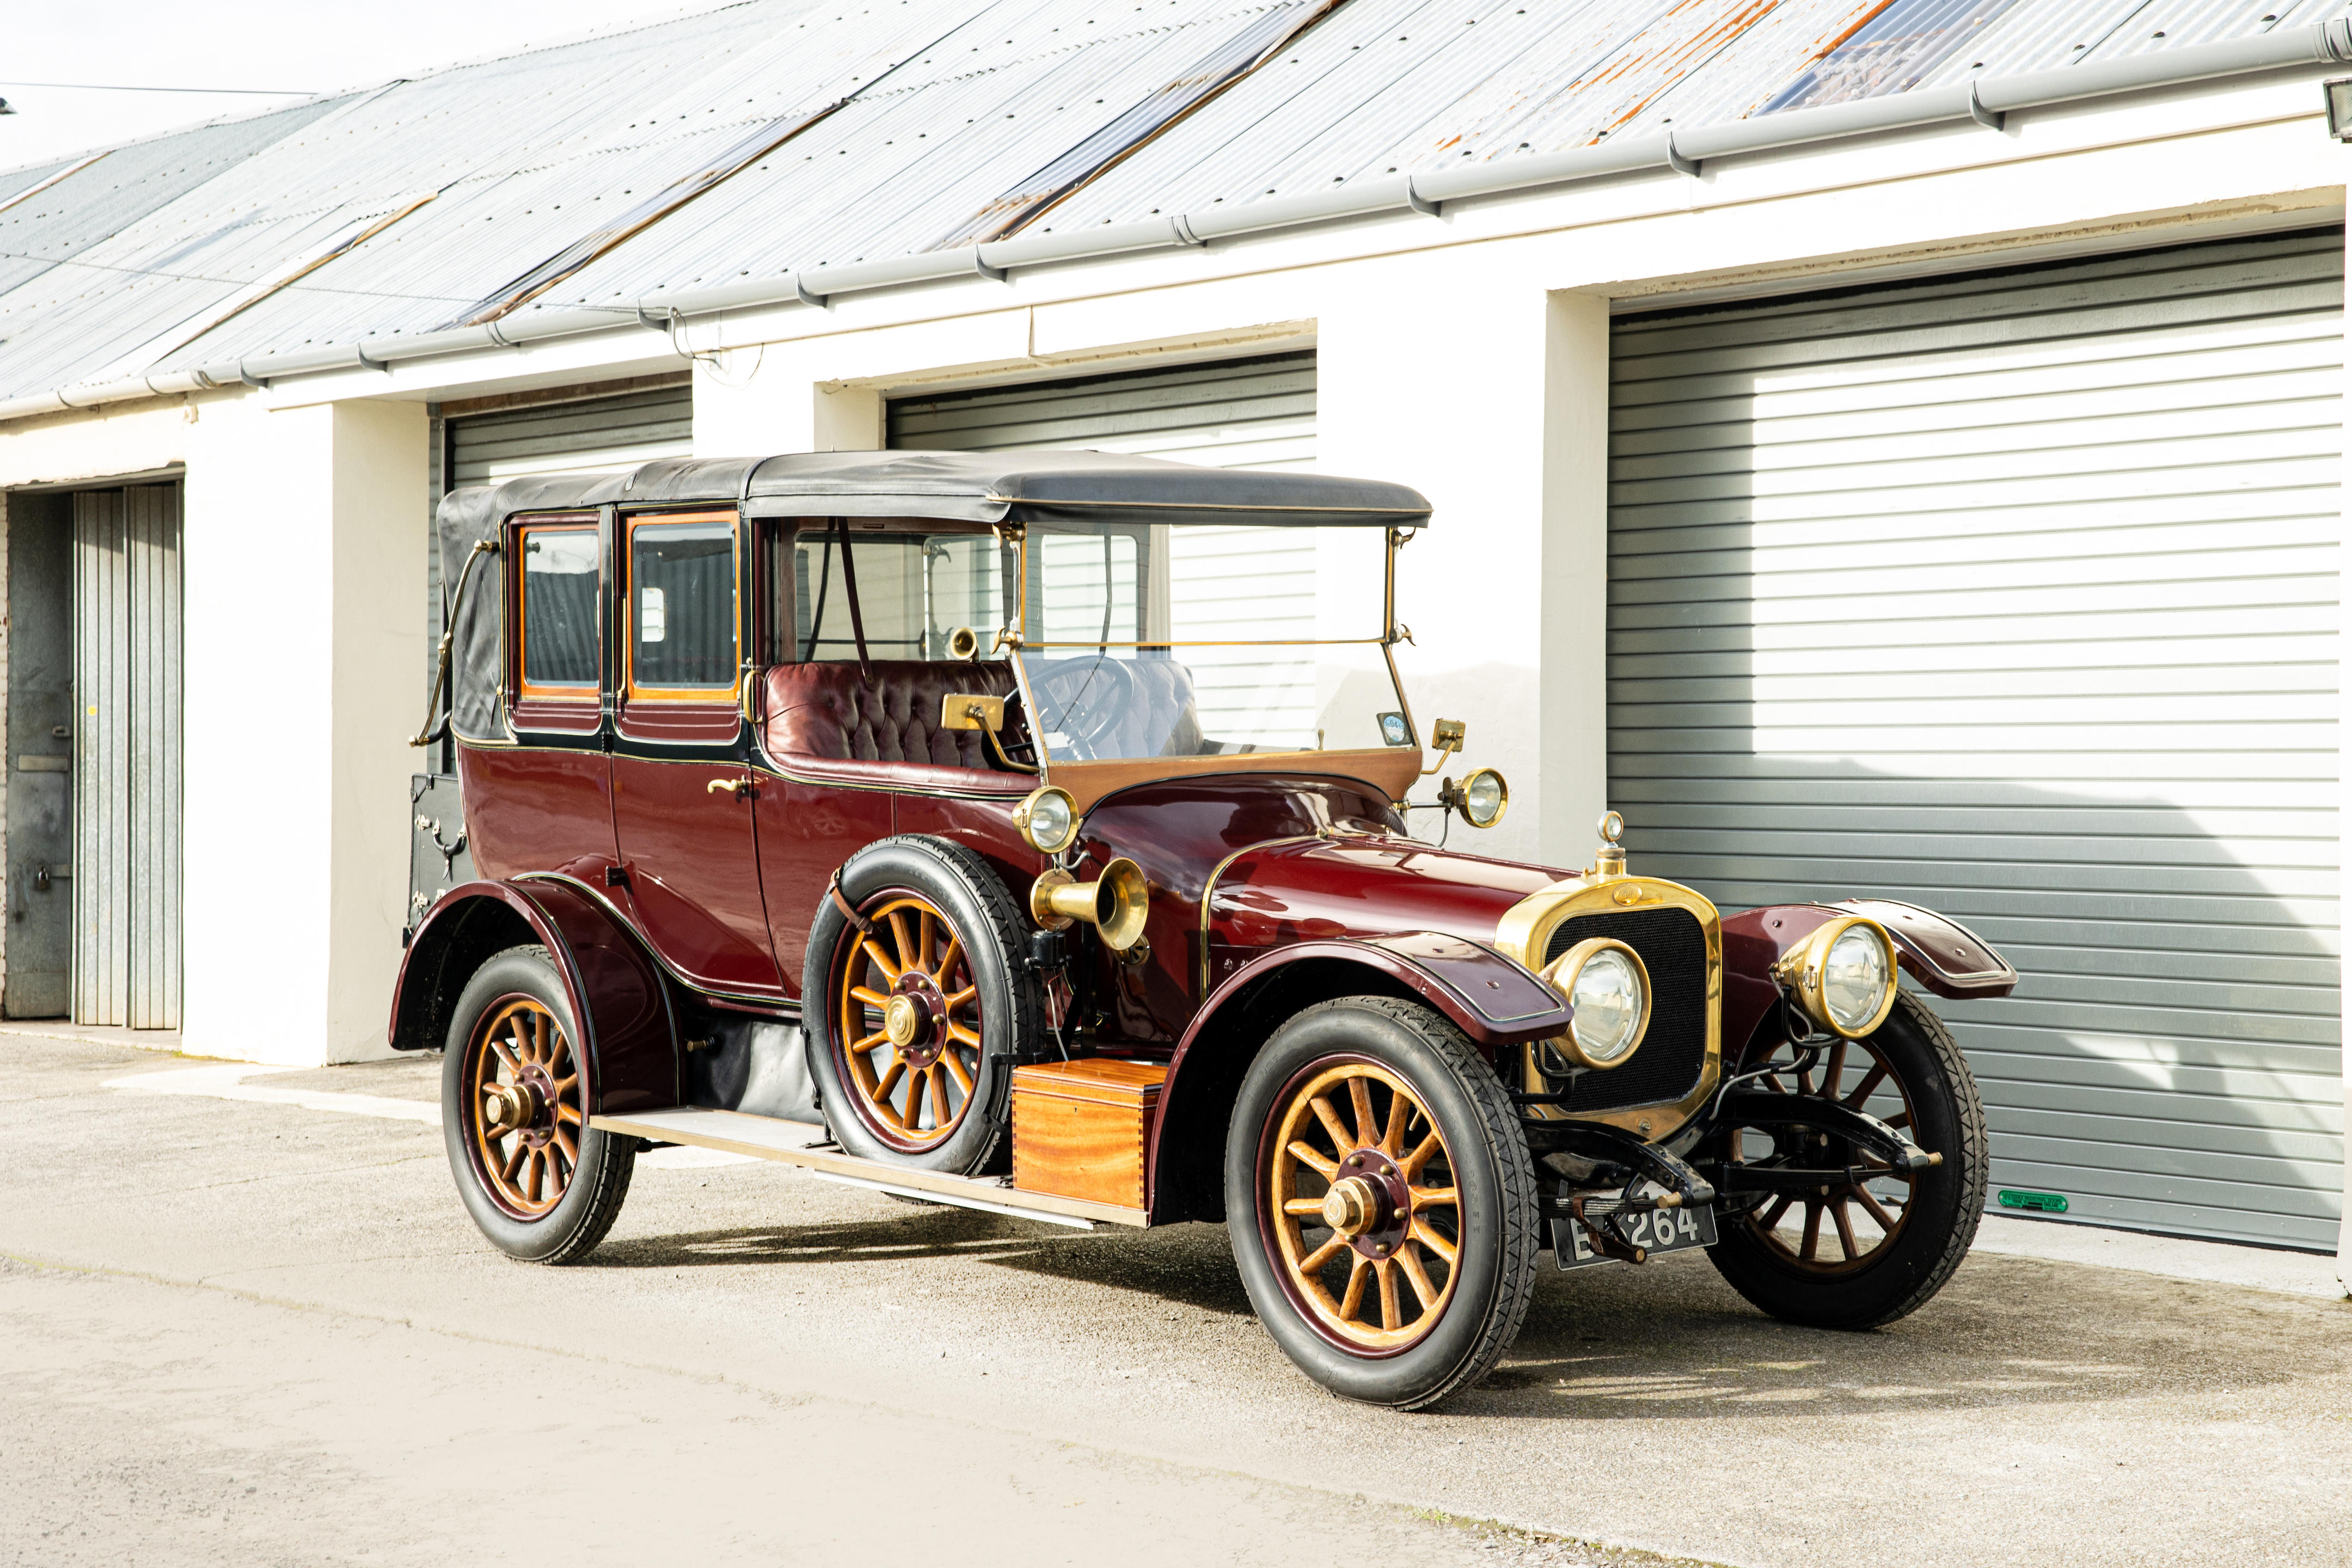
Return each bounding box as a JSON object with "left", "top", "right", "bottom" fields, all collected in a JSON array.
[{"left": 1195, "top": 834, "right": 1324, "bottom": 996}]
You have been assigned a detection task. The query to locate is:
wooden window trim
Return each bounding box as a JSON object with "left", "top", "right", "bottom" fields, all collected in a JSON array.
[
  {"left": 623, "top": 508, "right": 741, "bottom": 706},
  {"left": 512, "top": 517, "right": 602, "bottom": 706}
]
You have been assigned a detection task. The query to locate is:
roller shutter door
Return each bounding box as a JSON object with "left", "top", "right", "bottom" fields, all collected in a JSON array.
[
  {"left": 446, "top": 382, "right": 693, "bottom": 489},
  {"left": 72, "top": 483, "right": 181, "bottom": 1030},
  {"left": 1609, "top": 229, "right": 2343, "bottom": 1250},
  {"left": 888, "top": 352, "right": 1316, "bottom": 744}
]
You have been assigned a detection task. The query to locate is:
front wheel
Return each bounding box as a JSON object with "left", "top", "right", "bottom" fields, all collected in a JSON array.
[
  {"left": 1226, "top": 997, "right": 1540, "bottom": 1410},
  {"left": 441, "top": 945, "right": 635, "bottom": 1263},
  {"left": 1707, "top": 988, "right": 1988, "bottom": 1328}
]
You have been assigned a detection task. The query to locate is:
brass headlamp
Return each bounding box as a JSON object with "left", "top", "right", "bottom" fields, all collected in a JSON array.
[{"left": 1772, "top": 914, "right": 1898, "bottom": 1039}]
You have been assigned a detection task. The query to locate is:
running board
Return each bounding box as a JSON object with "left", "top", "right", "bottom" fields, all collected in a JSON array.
[{"left": 588, "top": 1106, "right": 1149, "bottom": 1229}]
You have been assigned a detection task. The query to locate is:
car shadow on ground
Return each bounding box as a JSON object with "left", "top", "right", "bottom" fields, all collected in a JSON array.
[{"left": 583, "top": 1200, "right": 2341, "bottom": 1418}]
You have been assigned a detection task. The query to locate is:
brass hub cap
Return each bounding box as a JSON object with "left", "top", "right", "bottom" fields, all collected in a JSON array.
[
  {"left": 835, "top": 893, "right": 983, "bottom": 1150},
  {"left": 1726, "top": 1036, "right": 1919, "bottom": 1273},
  {"left": 1264, "top": 1058, "right": 1462, "bottom": 1356},
  {"left": 465, "top": 997, "right": 581, "bottom": 1218}
]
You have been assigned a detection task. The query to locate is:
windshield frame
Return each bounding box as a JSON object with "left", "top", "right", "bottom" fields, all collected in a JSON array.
[{"left": 1001, "top": 519, "right": 1424, "bottom": 775}]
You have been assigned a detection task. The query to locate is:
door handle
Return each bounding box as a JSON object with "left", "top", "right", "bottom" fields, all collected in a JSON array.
[{"left": 706, "top": 776, "right": 755, "bottom": 799}]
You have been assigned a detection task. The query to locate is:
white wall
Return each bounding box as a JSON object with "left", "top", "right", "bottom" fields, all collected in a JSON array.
[{"left": 180, "top": 395, "right": 426, "bottom": 1064}]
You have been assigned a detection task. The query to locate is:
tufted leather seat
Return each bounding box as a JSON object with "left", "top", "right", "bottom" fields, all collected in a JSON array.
[{"left": 761, "top": 659, "right": 1022, "bottom": 769}]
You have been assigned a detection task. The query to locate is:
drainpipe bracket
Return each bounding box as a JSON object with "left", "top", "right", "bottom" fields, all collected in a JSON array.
[
  {"left": 792, "top": 274, "right": 830, "bottom": 310},
  {"left": 1968, "top": 82, "right": 2005, "bottom": 132},
  {"left": 1666, "top": 134, "right": 1701, "bottom": 178},
  {"left": 972, "top": 247, "right": 1008, "bottom": 283},
  {"left": 356, "top": 343, "right": 391, "bottom": 373},
  {"left": 1405, "top": 176, "right": 1441, "bottom": 218}
]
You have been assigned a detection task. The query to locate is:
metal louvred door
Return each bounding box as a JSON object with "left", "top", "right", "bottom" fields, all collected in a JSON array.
[
  {"left": 445, "top": 382, "right": 694, "bottom": 488},
  {"left": 72, "top": 483, "right": 182, "bottom": 1029},
  {"left": 887, "top": 351, "right": 1317, "bottom": 744},
  {"left": 1608, "top": 229, "right": 2342, "bottom": 1250}
]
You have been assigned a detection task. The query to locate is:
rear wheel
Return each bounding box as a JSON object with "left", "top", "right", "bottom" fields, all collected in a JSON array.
[
  {"left": 1226, "top": 997, "right": 1539, "bottom": 1410},
  {"left": 1707, "top": 989, "right": 1986, "bottom": 1327},
  {"left": 441, "top": 945, "right": 634, "bottom": 1263}
]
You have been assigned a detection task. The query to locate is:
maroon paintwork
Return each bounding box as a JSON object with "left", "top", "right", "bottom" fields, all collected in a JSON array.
[
  {"left": 1720, "top": 899, "right": 2020, "bottom": 1062},
  {"left": 462, "top": 746, "right": 617, "bottom": 886},
  {"left": 1204, "top": 836, "right": 1564, "bottom": 989},
  {"left": 611, "top": 751, "right": 780, "bottom": 996},
  {"left": 390, "top": 878, "right": 677, "bottom": 1114}
]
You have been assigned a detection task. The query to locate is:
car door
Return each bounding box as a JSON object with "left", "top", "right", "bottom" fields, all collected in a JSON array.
[{"left": 608, "top": 507, "right": 781, "bottom": 995}]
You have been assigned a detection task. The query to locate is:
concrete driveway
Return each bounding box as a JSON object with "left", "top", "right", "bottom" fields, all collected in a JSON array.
[{"left": 2, "top": 1032, "right": 2344, "bottom": 1567}]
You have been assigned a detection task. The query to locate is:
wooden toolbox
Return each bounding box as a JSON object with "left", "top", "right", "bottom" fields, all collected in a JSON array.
[{"left": 1011, "top": 1058, "right": 1168, "bottom": 1212}]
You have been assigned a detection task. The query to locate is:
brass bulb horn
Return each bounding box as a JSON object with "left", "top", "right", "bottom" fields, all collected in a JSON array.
[{"left": 1031, "top": 857, "right": 1150, "bottom": 952}]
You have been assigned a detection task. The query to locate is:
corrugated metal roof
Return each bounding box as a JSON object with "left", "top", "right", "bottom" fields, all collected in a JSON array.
[{"left": 0, "top": 0, "right": 2340, "bottom": 406}]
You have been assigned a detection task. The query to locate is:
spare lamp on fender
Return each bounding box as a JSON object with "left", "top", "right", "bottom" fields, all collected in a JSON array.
[{"left": 1772, "top": 914, "right": 1899, "bottom": 1039}]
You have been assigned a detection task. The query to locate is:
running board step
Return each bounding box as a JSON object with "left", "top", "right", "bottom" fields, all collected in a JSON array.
[{"left": 587, "top": 1106, "right": 1148, "bottom": 1230}]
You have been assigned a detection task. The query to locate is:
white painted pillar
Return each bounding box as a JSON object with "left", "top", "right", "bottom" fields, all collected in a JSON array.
[
  {"left": 1315, "top": 261, "right": 1612, "bottom": 871},
  {"left": 182, "top": 397, "right": 427, "bottom": 1064}
]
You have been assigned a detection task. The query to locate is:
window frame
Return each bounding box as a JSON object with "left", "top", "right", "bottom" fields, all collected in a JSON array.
[
  {"left": 621, "top": 507, "right": 743, "bottom": 707},
  {"left": 509, "top": 513, "right": 604, "bottom": 731}
]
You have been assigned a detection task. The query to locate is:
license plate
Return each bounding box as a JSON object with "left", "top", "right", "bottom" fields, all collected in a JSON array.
[{"left": 1551, "top": 1199, "right": 1718, "bottom": 1270}]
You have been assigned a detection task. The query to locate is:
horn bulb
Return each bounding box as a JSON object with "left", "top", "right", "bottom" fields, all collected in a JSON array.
[{"left": 1030, "top": 857, "right": 1150, "bottom": 952}]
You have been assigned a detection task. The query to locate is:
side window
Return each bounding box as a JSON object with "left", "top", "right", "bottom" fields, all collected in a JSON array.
[
  {"left": 780, "top": 526, "right": 1010, "bottom": 662},
  {"left": 516, "top": 523, "right": 599, "bottom": 701},
  {"left": 626, "top": 512, "right": 738, "bottom": 699}
]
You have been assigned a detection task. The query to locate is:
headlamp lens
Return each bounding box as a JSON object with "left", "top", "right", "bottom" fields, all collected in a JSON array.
[
  {"left": 1462, "top": 769, "right": 1505, "bottom": 828},
  {"left": 1020, "top": 788, "right": 1075, "bottom": 854},
  {"left": 1822, "top": 923, "right": 1891, "bottom": 1034},
  {"left": 1569, "top": 947, "right": 1643, "bottom": 1063}
]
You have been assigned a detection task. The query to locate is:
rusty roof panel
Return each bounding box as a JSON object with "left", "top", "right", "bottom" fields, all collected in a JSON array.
[
  {"left": 542, "top": 1, "right": 1342, "bottom": 303},
  {"left": 1757, "top": 0, "right": 2020, "bottom": 112}
]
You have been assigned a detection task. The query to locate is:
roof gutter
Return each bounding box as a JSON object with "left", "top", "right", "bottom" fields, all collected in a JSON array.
[{"left": 8, "top": 19, "right": 2349, "bottom": 426}]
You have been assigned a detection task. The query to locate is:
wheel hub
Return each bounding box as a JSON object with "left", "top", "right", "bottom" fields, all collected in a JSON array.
[
  {"left": 481, "top": 1079, "right": 540, "bottom": 1137},
  {"left": 888, "top": 970, "right": 948, "bottom": 1069},
  {"left": 1332, "top": 1147, "right": 1411, "bottom": 1259}
]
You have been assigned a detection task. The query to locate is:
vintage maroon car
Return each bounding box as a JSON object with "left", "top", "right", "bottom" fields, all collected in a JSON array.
[{"left": 394, "top": 450, "right": 2017, "bottom": 1408}]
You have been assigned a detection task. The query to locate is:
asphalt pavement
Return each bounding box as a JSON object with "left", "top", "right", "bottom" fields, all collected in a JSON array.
[{"left": 3, "top": 1032, "right": 2346, "bottom": 1567}]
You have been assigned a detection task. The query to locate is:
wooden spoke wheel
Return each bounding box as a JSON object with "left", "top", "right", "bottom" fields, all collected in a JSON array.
[
  {"left": 832, "top": 893, "right": 984, "bottom": 1152},
  {"left": 1228, "top": 997, "right": 1539, "bottom": 1409},
  {"left": 1265, "top": 1057, "right": 1464, "bottom": 1355},
  {"left": 1707, "top": 990, "right": 1988, "bottom": 1330},
  {"left": 464, "top": 996, "right": 584, "bottom": 1219},
  {"left": 1722, "top": 1034, "right": 1919, "bottom": 1274}
]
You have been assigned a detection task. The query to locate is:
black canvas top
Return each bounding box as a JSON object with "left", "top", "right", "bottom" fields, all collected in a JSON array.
[{"left": 432, "top": 450, "right": 1431, "bottom": 742}]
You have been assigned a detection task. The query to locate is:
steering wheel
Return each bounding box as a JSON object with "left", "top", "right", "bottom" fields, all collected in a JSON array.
[{"left": 1031, "top": 656, "right": 1138, "bottom": 761}]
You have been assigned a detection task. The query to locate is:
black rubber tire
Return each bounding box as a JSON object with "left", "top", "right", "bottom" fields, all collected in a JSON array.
[
  {"left": 802, "top": 835, "right": 1037, "bottom": 1175},
  {"left": 1224, "top": 997, "right": 1540, "bottom": 1411},
  {"left": 1707, "top": 989, "right": 1988, "bottom": 1328},
  {"left": 441, "top": 945, "right": 635, "bottom": 1264}
]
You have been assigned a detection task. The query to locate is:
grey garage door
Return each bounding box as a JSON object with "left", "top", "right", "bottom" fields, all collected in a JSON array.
[
  {"left": 1609, "top": 229, "right": 2343, "bottom": 1250},
  {"left": 446, "top": 381, "right": 694, "bottom": 489},
  {"left": 889, "top": 351, "right": 1318, "bottom": 745}
]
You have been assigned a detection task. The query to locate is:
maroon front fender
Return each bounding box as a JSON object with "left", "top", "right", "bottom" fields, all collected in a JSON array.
[
  {"left": 387, "top": 879, "right": 679, "bottom": 1115},
  {"left": 1144, "top": 933, "right": 1567, "bottom": 1223},
  {"left": 1722, "top": 899, "right": 2018, "bottom": 1060}
]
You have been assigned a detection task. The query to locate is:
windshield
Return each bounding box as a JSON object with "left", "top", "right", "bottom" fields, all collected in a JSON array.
[
  {"left": 1016, "top": 522, "right": 1411, "bottom": 764},
  {"left": 775, "top": 520, "right": 1418, "bottom": 767}
]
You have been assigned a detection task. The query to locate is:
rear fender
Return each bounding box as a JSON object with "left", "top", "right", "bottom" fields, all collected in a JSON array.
[
  {"left": 1721, "top": 899, "right": 2017, "bottom": 1060},
  {"left": 387, "top": 880, "right": 679, "bottom": 1115},
  {"left": 1144, "top": 934, "right": 1568, "bottom": 1224}
]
